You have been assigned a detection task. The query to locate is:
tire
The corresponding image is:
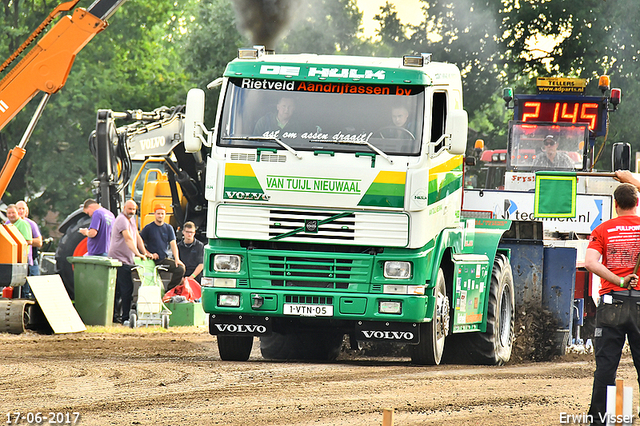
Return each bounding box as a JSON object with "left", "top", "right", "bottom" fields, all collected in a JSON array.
[
  {"left": 260, "top": 331, "right": 344, "bottom": 361},
  {"left": 217, "top": 335, "right": 253, "bottom": 361},
  {"left": 411, "top": 268, "right": 449, "bottom": 365},
  {"left": 55, "top": 215, "right": 91, "bottom": 300},
  {"left": 161, "top": 314, "right": 169, "bottom": 329},
  {"left": 129, "top": 313, "right": 137, "bottom": 328},
  {"left": 456, "top": 253, "right": 515, "bottom": 365}
]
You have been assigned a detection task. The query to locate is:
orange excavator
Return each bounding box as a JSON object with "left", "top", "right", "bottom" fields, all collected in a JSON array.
[{"left": 0, "top": 0, "right": 126, "bottom": 333}]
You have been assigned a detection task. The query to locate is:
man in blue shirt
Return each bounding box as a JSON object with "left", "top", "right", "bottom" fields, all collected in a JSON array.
[
  {"left": 80, "top": 199, "right": 115, "bottom": 256},
  {"left": 140, "top": 204, "right": 185, "bottom": 291}
]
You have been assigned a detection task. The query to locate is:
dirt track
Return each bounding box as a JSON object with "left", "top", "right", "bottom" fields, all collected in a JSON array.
[{"left": 1, "top": 326, "right": 637, "bottom": 426}]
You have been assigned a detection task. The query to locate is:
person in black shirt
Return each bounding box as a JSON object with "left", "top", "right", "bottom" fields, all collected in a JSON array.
[
  {"left": 140, "top": 204, "right": 185, "bottom": 291},
  {"left": 177, "top": 221, "right": 204, "bottom": 283}
]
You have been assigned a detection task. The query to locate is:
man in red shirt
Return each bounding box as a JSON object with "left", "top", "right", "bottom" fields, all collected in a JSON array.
[{"left": 585, "top": 182, "right": 640, "bottom": 423}]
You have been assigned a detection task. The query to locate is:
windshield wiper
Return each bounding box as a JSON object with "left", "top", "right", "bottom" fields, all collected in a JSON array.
[
  {"left": 224, "top": 136, "right": 302, "bottom": 159},
  {"left": 309, "top": 139, "right": 393, "bottom": 165}
]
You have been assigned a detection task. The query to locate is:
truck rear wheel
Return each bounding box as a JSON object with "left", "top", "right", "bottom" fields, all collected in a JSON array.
[
  {"left": 260, "top": 331, "right": 344, "bottom": 361},
  {"left": 458, "top": 253, "right": 514, "bottom": 365},
  {"left": 411, "top": 268, "right": 449, "bottom": 365},
  {"left": 217, "top": 335, "right": 253, "bottom": 361}
]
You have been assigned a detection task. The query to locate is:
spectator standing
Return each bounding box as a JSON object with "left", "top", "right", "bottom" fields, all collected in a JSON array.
[
  {"left": 108, "top": 200, "right": 150, "bottom": 324},
  {"left": 140, "top": 204, "right": 185, "bottom": 291},
  {"left": 584, "top": 183, "right": 640, "bottom": 423},
  {"left": 6, "top": 204, "right": 33, "bottom": 298},
  {"left": 177, "top": 221, "right": 204, "bottom": 283},
  {"left": 15, "top": 201, "right": 41, "bottom": 276},
  {"left": 80, "top": 199, "right": 115, "bottom": 256}
]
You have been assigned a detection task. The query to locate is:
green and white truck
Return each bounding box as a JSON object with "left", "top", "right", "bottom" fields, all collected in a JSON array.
[{"left": 184, "top": 47, "right": 515, "bottom": 365}]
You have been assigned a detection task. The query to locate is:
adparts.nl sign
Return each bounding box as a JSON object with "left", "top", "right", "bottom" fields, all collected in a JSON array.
[{"left": 462, "top": 189, "right": 612, "bottom": 234}]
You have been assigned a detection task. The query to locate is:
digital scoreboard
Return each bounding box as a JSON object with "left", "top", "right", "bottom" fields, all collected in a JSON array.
[{"left": 514, "top": 94, "right": 607, "bottom": 137}]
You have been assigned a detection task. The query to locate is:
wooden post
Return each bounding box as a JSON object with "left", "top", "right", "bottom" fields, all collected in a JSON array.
[
  {"left": 616, "top": 379, "right": 624, "bottom": 421},
  {"left": 606, "top": 378, "right": 633, "bottom": 425},
  {"left": 382, "top": 408, "right": 394, "bottom": 426}
]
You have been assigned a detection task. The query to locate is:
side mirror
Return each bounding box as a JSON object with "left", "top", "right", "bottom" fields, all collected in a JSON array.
[
  {"left": 612, "top": 142, "right": 631, "bottom": 171},
  {"left": 464, "top": 156, "right": 476, "bottom": 166},
  {"left": 184, "top": 88, "right": 206, "bottom": 153},
  {"left": 447, "top": 109, "right": 468, "bottom": 155}
]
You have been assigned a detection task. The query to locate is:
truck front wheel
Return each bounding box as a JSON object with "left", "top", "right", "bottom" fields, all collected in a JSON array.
[
  {"left": 260, "top": 331, "right": 344, "bottom": 361},
  {"left": 217, "top": 335, "right": 253, "bottom": 361},
  {"left": 411, "top": 268, "right": 449, "bottom": 365}
]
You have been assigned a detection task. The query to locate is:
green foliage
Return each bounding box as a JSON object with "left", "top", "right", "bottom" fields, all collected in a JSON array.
[
  {"left": 371, "top": 0, "right": 640, "bottom": 161},
  {"left": 179, "top": 0, "right": 245, "bottom": 89},
  {"left": 0, "top": 0, "right": 188, "bottom": 228},
  {"left": 497, "top": 0, "right": 640, "bottom": 168},
  {"left": 177, "top": 0, "right": 245, "bottom": 124},
  {"left": 373, "top": 0, "right": 507, "bottom": 144}
]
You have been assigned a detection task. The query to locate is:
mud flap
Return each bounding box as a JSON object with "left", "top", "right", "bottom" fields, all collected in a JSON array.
[
  {"left": 355, "top": 321, "right": 419, "bottom": 344},
  {"left": 209, "top": 314, "right": 272, "bottom": 336}
]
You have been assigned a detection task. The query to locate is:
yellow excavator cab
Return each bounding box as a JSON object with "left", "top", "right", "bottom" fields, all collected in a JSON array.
[{"left": 139, "top": 169, "right": 184, "bottom": 228}]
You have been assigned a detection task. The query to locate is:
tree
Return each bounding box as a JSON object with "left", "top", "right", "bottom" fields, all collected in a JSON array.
[
  {"left": 178, "top": 0, "right": 246, "bottom": 125},
  {"left": 372, "top": 0, "right": 640, "bottom": 163},
  {"left": 374, "top": 0, "right": 509, "bottom": 146},
  {"left": 0, "top": 0, "right": 188, "bottom": 229},
  {"left": 499, "top": 0, "right": 640, "bottom": 168}
]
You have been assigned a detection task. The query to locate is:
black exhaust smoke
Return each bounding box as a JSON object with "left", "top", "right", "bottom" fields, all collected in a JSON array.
[{"left": 230, "top": 0, "right": 302, "bottom": 50}]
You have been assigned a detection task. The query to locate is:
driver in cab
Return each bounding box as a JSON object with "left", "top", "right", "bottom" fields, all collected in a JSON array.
[
  {"left": 532, "top": 134, "right": 574, "bottom": 170},
  {"left": 379, "top": 103, "right": 416, "bottom": 139},
  {"left": 254, "top": 96, "right": 299, "bottom": 135}
]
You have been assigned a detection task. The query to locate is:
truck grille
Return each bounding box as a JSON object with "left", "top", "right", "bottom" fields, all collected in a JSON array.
[
  {"left": 216, "top": 205, "right": 409, "bottom": 247},
  {"left": 285, "top": 295, "right": 333, "bottom": 305},
  {"left": 249, "top": 250, "right": 372, "bottom": 289}
]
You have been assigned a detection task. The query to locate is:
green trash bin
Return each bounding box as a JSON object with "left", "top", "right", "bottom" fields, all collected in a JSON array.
[{"left": 68, "top": 256, "right": 122, "bottom": 326}]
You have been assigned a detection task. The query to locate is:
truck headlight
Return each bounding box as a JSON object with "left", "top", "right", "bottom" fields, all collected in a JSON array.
[
  {"left": 214, "top": 254, "right": 241, "bottom": 272},
  {"left": 218, "top": 294, "right": 241, "bottom": 307},
  {"left": 384, "top": 261, "right": 411, "bottom": 279},
  {"left": 379, "top": 301, "right": 402, "bottom": 314}
]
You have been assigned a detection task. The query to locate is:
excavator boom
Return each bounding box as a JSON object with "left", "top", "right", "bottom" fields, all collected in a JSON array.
[{"left": 0, "top": 0, "right": 127, "bottom": 133}]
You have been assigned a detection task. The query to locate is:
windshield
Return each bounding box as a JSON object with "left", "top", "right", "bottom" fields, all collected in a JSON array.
[
  {"left": 508, "top": 122, "right": 588, "bottom": 171},
  {"left": 218, "top": 77, "right": 425, "bottom": 155}
]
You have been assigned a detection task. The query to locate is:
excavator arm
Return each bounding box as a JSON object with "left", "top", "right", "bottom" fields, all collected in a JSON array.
[{"left": 0, "top": 0, "right": 127, "bottom": 199}]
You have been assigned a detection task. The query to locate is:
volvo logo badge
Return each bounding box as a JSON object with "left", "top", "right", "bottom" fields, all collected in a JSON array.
[{"left": 305, "top": 219, "right": 318, "bottom": 233}]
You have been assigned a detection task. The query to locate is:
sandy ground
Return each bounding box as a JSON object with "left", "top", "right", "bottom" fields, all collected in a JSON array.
[{"left": 1, "top": 326, "right": 637, "bottom": 426}]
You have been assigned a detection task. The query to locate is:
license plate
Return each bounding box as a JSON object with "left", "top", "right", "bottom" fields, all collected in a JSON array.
[{"left": 283, "top": 303, "right": 333, "bottom": 317}]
